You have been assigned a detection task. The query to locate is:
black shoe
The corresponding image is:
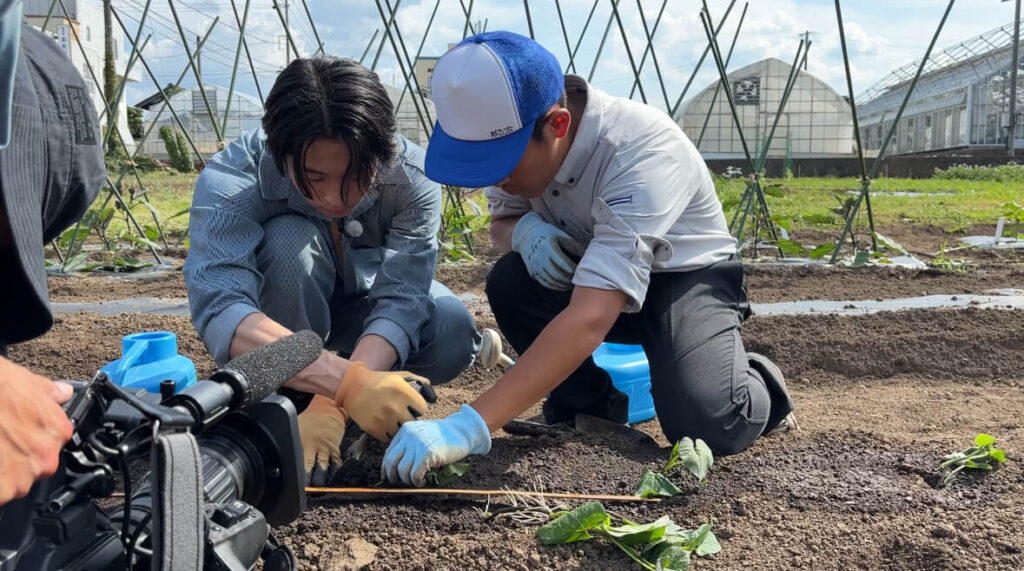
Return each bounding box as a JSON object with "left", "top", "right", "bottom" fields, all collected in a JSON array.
[{"left": 748, "top": 352, "right": 799, "bottom": 435}]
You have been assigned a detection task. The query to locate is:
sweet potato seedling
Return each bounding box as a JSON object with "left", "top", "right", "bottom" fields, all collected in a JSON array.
[
  {"left": 537, "top": 502, "right": 720, "bottom": 570},
  {"left": 635, "top": 437, "right": 715, "bottom": 498},
  {"left": 663, "top": 437, "right": 714, "bottom": 484},
  {"left": 939, "top": 433, "right": 1007, "bottom": 488},
  {"left": 425, "top": 462, "right": 471, "bottom": 487}
]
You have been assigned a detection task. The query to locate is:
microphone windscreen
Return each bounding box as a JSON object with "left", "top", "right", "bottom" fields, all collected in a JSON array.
[{"left": 221, "top": 330, "right": 324, "bottom": 404}]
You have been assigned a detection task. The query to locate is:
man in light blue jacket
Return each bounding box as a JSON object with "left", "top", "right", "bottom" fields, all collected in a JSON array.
[{"left": 184, "top": 57, "right": 479, "bottom": 485}]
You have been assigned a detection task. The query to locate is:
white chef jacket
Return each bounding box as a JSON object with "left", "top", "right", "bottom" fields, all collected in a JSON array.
[{"left": 486, "top": 75, "right": 737, "bottom": 312}]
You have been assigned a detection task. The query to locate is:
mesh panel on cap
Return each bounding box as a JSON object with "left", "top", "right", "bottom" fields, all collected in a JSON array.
[{"left": 461, "top": 31, "right": 564, "bottom": 126}]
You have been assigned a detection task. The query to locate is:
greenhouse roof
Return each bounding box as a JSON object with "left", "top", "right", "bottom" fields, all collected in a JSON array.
[{"left": 859, "top": 20, "right": 1021, "bottom": 105}]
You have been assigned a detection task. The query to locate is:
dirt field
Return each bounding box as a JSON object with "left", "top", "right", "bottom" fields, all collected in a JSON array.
[{"left": 10, "top": 251, "right": 1024, "bottom": 570}]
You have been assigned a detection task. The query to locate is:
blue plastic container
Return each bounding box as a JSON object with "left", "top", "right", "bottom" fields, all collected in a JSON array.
[
  {"left": 100, "top": 331, "right": 197, "bottom": 394},
  {"left": 592, "top": 342, "right": 655, "bottom": 424}
]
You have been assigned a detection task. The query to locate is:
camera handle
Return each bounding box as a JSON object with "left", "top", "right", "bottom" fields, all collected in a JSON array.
[{"left": 149, "top": 421, "right": 204, "bottom": 570}]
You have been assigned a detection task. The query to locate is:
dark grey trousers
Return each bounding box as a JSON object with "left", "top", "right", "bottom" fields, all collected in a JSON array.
[{"left": 485, "top": 253, "right": 793, "bottom": 455}]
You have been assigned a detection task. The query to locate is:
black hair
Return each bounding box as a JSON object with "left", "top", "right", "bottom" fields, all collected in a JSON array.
[
  {"left": 531, "top": 91, "right": 569, "bottom": 141},
  {"left": 263, "top": 57, "right": 397, "bottom": 204}
]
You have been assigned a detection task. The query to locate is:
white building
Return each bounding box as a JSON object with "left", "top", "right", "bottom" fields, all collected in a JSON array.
[
  {"left": 23, "top": 0, "right": 140, "bottom": 153},
  {"left": 677, "top": 58, "right": 855, "bottom": 159}
]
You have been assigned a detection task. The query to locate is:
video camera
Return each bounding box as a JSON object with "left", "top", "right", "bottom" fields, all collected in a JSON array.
[{"left": 0, "top": 330, "right": 325, "bottom": 571}]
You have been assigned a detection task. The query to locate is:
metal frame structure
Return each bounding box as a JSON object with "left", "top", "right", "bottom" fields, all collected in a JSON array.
[
  {"left": 36, "top": 0, "right": 974, "bottom": 268},
  {"left": 829, "top": 0, "right": 957, "bottom": 263}
]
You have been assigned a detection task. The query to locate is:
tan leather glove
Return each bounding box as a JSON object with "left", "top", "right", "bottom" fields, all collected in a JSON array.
[
  {"left": 297, "top": 395, "right": 347, "bottom": 486},
  {"left": 334, "top": 362, "right": 430, "bottom": 442}
]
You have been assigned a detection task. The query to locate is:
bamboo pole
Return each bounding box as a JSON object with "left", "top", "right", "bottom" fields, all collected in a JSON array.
[
  {"left": 669, "top": 0, "right": 737, "bottom": 117},
  {"left": 221, "top": 0, "right": 251, "bottom": 136},
  {"left": 305, "top": 487, "right": 661, "bottom": 503},
  {"left": 228, "top": 0, "right": 264, "bottom": 105},
  {"left": 829, "top": 0, "right": 956, "bottom": 263},
  {"left": 359, "top": 29, "right": 380, "bottom": 65},
  {"left": 609, "top": 0, "right": 646, "bottom": 103},
  {"left": 633, "top": 0, "right": 671, "bottom": 111},
  {"left": 567, "top": 0, "right": 600, "bottom": 75},
  {"left": 166, "top": 0, "right": 224, "bottom": 144},
  {"left": 696, "top": 2, "right": 748, "bottom": 148},
  {"left": 627, "top": 0, "right": 668, "bottom": 100}
]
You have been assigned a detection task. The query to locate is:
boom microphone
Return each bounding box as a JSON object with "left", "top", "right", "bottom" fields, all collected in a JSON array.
[
  {"left": 214, "top": 329, "right": 325, "bottom": 406},
  {"left": 167, "top": 330, "right": 324, "bottom": 430}
]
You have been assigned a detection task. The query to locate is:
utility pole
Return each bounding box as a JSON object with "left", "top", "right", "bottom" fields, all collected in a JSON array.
[
  {"left": 1008, "top": 0, "right": 1021, "bottom": 157},
  {"left": 284, "top": 0, "right": 290, "bottom": 63}
]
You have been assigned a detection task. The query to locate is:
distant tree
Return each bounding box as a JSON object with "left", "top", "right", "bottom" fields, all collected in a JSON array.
[
  {"left": 127, "top": 107, "right": 144, "bottom": 138},
  {"left": 159, "top": 126, "right": 194, "bottom": 173}
]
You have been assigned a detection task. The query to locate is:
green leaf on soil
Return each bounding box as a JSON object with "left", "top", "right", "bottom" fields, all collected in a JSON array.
[
  {"left": 851, "top": 250, "right": 870, "bottom": 268},
  {"left": 644, "top": 521, "right": 720, "bottom": 562},
  {"left": 424, "top": 462, "right": 470, "bottom": 487},
  {"left": 112, "top": 257, "right": 153, "bottom": 272},
  {"left": 685, "top": 523, "right": 721, "bottom": 556},
  {"left": 776, "top": 238, "right": 808, "bottom": 257},
  {"left": 769, "top": 214, "right": 793, "bottom": 231},
  {"left": 975, "top": 433, "right": 996, "bottom": 447},
  {"left": 635, "top": 470, "right": 683, "bottom": 498},
  {"left": 809, "top": 243, "right": 836, "bottom": 259},
  {"left": 664, "top": 439, "right": 684, "bottom": 472},
  {"left": 537, "top": 502, "right": 610, "bottom": 545},
  {"left": 652, "top": 546, "right": 691, "bottom": 570},
  {"left": 143, "top": 224, "right": 162, "bottom": 242},
  {"left": 602, "top": 516, "right": 670, "bottom": 545},
  {"left": 61, "top": 252, "right": 91, "bottom": 272}
]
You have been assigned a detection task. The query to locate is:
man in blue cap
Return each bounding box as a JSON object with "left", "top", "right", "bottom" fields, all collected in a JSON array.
[{"left": 381, "top": 31, "right": 796, "bottom": 486}]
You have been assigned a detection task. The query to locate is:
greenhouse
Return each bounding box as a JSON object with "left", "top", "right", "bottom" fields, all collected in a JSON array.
[
  {"left": 676, "top": 57, "right": 855, "bottom": 160},
  {"left": 857, "top": 21, "right": 1024, "bottom": 155}
]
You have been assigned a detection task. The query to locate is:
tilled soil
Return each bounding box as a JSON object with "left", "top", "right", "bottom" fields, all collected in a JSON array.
[
  {"left": 742, "top": 265, "right": 1024, "bottom": 303},
  {"left": 46, "top": 261, "right": 1023, "bottom": 306},
  {"left": 47, "top": 271, "right": 187, "bottom": 303},
  {"left": 9, "top": 263, "right": 1023, "bottom": 571}
]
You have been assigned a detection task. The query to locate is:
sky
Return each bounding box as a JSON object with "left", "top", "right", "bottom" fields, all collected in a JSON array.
[{"left": 115, "top": 0, "right": 1018, "bottom": 115}]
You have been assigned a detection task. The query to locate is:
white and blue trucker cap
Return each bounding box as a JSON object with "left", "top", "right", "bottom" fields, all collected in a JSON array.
[{"left": 425, "top": 31, "right": 564, "bottom": 188}]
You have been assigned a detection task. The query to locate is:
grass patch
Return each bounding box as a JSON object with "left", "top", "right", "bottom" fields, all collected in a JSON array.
[
  {"left": 103, "top": 170, "right": 196, "bottom": 237},
  {"left": 83, "top": 172, "right": 1016, "bottom": 250},
  {"left": 715, "top": 176, "right": 1019, "bottom": 234}
]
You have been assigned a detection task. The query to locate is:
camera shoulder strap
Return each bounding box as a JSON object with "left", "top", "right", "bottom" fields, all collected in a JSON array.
[{"left": 151, "top": 430, "right": 204, "bottom": 571}]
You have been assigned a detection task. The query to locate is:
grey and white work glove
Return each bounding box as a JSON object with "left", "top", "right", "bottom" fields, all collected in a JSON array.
[{"left": 511, "top": 212, "right": 585, "bottom": 291}]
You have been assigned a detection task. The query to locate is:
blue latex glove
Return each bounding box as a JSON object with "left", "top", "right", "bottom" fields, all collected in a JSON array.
[
  {"left": 381, "top": 404, "right": 491, "bottom": 487},
  {"left": 511, "top": 212, "right": 585, "bottom": 291}
]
